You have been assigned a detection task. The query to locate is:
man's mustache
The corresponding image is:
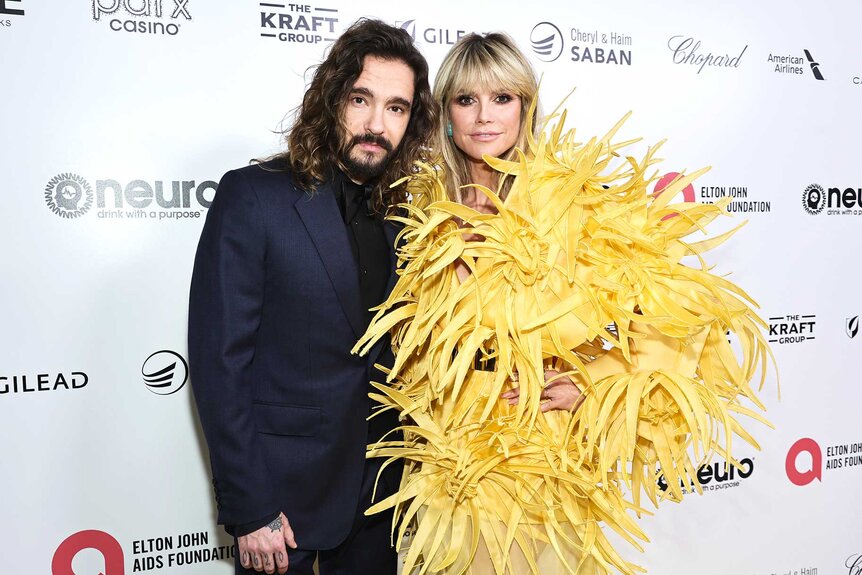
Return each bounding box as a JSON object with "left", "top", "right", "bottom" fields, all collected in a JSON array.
[{"left": 350, "top": 133, "right": 393, "bottom": 153}]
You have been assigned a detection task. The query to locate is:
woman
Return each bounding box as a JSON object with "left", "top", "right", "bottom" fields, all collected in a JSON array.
[{"left": 355, "top": 33, "right": 772, "bottom": 575}]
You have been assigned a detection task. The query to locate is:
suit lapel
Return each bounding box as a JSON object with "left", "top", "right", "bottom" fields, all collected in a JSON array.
[{"left": 294, "top": 183, "right": 365, "bottom": 339}]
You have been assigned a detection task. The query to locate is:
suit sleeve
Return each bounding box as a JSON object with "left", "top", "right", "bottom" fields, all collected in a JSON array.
[{"left": 188, "top": 168, "right": 280, "bottom": 528}]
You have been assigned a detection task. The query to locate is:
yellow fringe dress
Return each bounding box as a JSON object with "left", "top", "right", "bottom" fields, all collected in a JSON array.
[{"left": 353, "top": 112, "right": 773, "bottom": 575}]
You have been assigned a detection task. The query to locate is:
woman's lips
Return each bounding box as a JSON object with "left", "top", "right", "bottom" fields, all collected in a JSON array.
[{"left": 469, "top": 132, "right": 502, "bottom": 141}]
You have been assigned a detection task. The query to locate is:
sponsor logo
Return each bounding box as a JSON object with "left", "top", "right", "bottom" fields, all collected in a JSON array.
[
  {"left": 529, "top": 21, "right": 634, "bottom": 66},
  {"left": 397, "top": 18, "right": 469, "bottom": 47},
  {"left": 768, "top": 314, "right": 815, "bottom": 345},
  {"left": 802, "top": 183, "right": 862, "bottom": 216},
  {"left": 658, "top": 457, "right": 755, "bottom": 494},
  {"left": 45, "top": 173, "right": 93, "bottom": 219},
  {"left": 0, "top": 0, "right": 23, "bottom": 26},
  {"left": 259, "top": 2, "right": 338, "bottom": 44},
  {"left": 786, "top": 437, "right": 862, "bottom": 486},
  {"left": 804, "top": 49, "right": 825, "bottom": 80},
  {"left": 43, "top": 173, "right": 215, "bottom": 221},
  {"left": 854, "top": 76, "right": 861, "bottom": 85},
  {"left": 847, "top": 316, "right": 860, "bottom": 339},
  {"left": 803, "top": 183, "right": 826, "bottom": 215},
  {"left": 767, "top": 48, "right": 826, "bottom": 80},
  {"left": 786, "top": 437, "right": 821, "bottom": 486},
  {"left": 92, "top": 0, "right": 192, "bottom": 36},
  {"left": 700, "top": 183, "right": 772, "bottom": 214},
  {"left": 530, "top": 22, "right": 564, "bottom": 62},
  {"left": 652, "top": 172, "right": 695, "bottom": 220},
  {"left": 847, "top": 554, "right": 862, "bottom": 575},
  {"left": 142, "top": 350, "right": 188, "bottom": 395},
  {"left": 55, "top": 529, "right": 234, "bottom": 573},
  {"left": 653, "top": 172, "right": 696, "bottom": 203},
  {"left": 53, "top": 530, "right": 124, "bottom": 575},
  {"left": 667, "top": 35, "right": 747, "bottom": 73},
  {"left": 0, "top": 372, "right": 89, "bottom": 395}
]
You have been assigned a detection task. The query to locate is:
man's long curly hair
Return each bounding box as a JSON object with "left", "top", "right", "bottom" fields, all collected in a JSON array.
[{"left": 277, "top": 19, "right": 437, "bottom": 215}]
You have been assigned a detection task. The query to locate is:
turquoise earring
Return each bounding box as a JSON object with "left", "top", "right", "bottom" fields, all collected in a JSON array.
[{"left": 446, "top": 122, "right": 453, "bottom": 138}]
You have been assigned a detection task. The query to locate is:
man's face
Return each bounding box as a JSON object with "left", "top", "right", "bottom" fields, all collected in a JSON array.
[{"left": 340, "top": 55, "right": 415, "bottom": 183}]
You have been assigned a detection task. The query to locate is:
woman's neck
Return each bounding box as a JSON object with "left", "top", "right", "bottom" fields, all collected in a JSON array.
[
  {"left": 461, "top": 160, "right": 499, "bottom": 213},
  {"left": 467, "top": 159, "right": 496, "bottom": 191}
]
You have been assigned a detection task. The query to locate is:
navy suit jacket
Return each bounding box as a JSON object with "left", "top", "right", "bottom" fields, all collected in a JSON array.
[{"left": 188, "top": 160, "right": 399, "bottom": 549}]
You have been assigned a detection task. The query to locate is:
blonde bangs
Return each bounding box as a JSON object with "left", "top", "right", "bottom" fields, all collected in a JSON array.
[{"left": 445, "top": 39, "right": 536, "bottom": 104}]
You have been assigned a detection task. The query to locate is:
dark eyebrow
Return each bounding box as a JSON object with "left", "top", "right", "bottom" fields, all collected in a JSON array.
[
  {"left": 388, "top": 97, "right": 412, "bottom": 110},
  {"left": 349, "top": 86, "right": 373, "bottom": 98},
  {"left": 350, "top": 86, "right": 412, "bottom": 110}
]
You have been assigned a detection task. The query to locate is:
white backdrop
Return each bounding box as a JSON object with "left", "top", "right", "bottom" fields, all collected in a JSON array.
[{"left": 2, "top": 1, "right": 861, "bottom": 574}]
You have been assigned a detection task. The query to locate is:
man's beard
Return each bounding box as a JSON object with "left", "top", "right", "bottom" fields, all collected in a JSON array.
[{"left": 340, "top": 133, "right": 394, "bottom": 183}]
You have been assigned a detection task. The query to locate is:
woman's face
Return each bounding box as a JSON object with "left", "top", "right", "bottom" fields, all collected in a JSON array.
[{"left": 448, "top": 88, "right": 522, "bottom": 162}]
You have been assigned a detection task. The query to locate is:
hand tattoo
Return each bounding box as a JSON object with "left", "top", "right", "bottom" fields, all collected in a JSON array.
[
  {"left": 242, "top": 551, "right": 249, "bottom": 564},
  {"left": 265, "top": 555, "right": 272, "bottom": 566},
  {"left": 267, "top": 516, "right": 283, "bottom": 533},
  {"left": 277, "top": 552, "right": 285, "bottom": 561},
  {"left": 253, "top": 555, "right": 260, "bottom": 566}
]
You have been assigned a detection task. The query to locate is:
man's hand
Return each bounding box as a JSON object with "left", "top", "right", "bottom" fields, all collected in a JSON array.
[
  {"left": 238, "top": 512, "right": 297, "bottom": 574},
  {"left": 501, "top": 369, "right": 584, "bottom": 412}
]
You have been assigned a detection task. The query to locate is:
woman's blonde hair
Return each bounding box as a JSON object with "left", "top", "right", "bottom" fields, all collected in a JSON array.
[{"left": 433, "top": 32, "right": 540, "bottom": 201}]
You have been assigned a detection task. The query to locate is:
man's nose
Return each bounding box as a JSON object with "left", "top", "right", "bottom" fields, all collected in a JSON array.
[{"left": 365, "top": 105, "right": 385, "bottom": 134}]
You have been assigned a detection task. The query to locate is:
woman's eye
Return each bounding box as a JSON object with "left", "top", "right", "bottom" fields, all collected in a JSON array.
[
  {"left": 495, "top": 94, "right": 514, "bottom": 103},
  {"left": 455, "top": 95, "right": 474, "bottom": 106}
]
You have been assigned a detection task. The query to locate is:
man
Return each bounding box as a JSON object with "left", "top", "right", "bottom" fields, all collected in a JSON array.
[{"left": 188, "top": 19, "right": 436, "bottom": 575}]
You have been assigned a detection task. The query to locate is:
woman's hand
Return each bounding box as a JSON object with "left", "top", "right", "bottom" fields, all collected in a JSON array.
[{"left": 500, "top": 370, "right": 584, "bottom": 412}]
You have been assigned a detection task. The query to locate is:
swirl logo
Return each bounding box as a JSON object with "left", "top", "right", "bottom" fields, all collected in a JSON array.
[
  {"left": 142, "top": 350, "right": 188, "bottom": 395},
  {"left": 786, "top": 437, "right": 822, "bottom": 486},
  {"left": 45, "top": 173, "right": 93, "bottom": 219},
  {"left": 802, "top": 183, "right": 825, "bottom": 215},
  {"left": 530, "top": 22, "right": 563, "bottom": 62},
  {"left": 804, "top": 49, "right": 825, "bottom": 80},
  {"left": 53, "top": 530, "right": 125, "bottom": 575},
  {"left": 847, "top": 316, "right": 859, "bottom": 339},
  {"left": 397, "top": 19, "right": 416, "bottom": 39}
]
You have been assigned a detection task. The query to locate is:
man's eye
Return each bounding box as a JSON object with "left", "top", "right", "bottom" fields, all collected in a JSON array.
[
  {"left": 390, "top": 106, "right": 405, "bottom": 114},
  {"left": 351, "top": 96, "right": 365, "bottom": 105}
]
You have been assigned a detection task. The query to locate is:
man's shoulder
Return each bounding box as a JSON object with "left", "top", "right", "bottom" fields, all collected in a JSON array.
[{"left": 221, "top": 158, "right": 301, "bottom": 194}]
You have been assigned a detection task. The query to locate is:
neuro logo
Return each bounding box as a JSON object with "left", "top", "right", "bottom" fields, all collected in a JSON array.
[
  {"left": 397, "top": 19, "right": 416, "bottom": 39},
  {"left": 786, "top": 437, "right": 822, "bottom": 486},
  {"left": 530, "top": 22, "right": 563, "bottom": 62},
  {"left": 45, "top": 173, "right": 94, "bottom": 219},
  {"left": 142, "top": 350, "right": 188, "bottom": 395},
  {"left": 802, "top": 183, "right": 825, "bottom": 215},
  {"left": 657, "top": 457, "right": 755, "bottom": 493},
  {"left": 804, "top": 49, "right": 825, "bottom": 80},
  {"left": 0, "top": 0, "right": 24, "bottom": 16},
  {"left": 847, "top": 316, "right": 859, "bottom": 339},
  {"left": 53, "top": 530, "right": 125, "bottom": 575}
]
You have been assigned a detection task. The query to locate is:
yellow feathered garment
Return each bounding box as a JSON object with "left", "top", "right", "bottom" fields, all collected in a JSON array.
[{"left": 353, "top": 110, "right": 773, "bottom": 575}]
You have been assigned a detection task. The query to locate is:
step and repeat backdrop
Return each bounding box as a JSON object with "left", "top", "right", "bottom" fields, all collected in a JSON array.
[{"left": 2, "top": 1, "right": 861, "bottom": 574}]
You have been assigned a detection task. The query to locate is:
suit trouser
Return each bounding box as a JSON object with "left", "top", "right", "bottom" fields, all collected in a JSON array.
[{"left": 234, "top": 455, "right": 398, "bottom": 575}]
